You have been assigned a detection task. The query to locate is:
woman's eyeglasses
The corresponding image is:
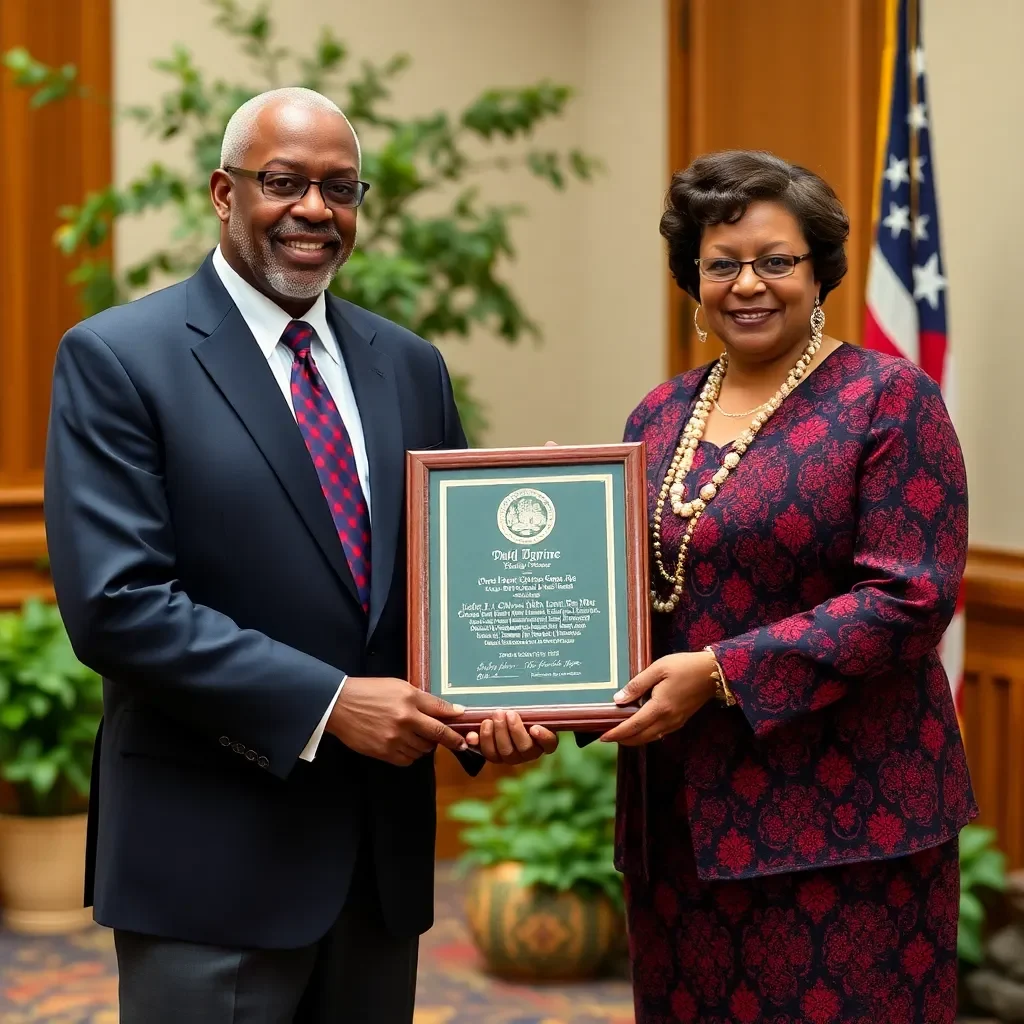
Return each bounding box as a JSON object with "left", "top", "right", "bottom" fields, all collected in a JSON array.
[{"left": 695, "top": 253, "right": 812, "bottom": 282}]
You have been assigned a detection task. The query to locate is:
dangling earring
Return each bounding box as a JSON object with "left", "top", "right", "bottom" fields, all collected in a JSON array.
[
  {"left": 693, "top": 304, "right": 708, "bottom": 344},
  {"left": 810, "top": 297, "right": 825, "bottom": 341}
]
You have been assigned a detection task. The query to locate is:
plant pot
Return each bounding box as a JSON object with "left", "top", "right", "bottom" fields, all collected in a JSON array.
[
  {"left": 464, "top": 861, "right": 621, "bottom": 981},
  {"left": 0, "top": 812, "right": 92, "bottom": 934}
]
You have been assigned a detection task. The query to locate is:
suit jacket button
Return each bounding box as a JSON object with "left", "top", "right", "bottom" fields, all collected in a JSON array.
[
  {"left": 232, "top": 742, "right": 245, "bottom": 754},
  {"left": 219, "top": 736, "right": 231, "bottom": 746},
  {"left": 257, "top": 756, "right": 269, "bottom": 769},
  {"left": 245, "top": 749, "right": 257, "bottom": 761}
]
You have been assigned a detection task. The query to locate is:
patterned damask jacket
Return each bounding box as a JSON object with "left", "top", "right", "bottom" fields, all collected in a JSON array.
[{"left": 616, "top": 344, "right": 977, "bottom": 882}]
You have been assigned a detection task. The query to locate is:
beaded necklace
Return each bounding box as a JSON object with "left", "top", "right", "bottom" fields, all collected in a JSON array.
[{"left": 650, "top": 307, "right": 825, "bottom": 614}]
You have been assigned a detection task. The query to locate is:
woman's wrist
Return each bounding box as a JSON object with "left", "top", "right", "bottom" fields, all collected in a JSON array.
[{"left": 703, "top": 646, "right": 738, "bottom": 706}]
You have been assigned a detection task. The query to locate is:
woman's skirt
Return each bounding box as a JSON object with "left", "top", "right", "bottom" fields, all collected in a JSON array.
[{"left": 624, "top": 838, "right": 960, "bottom": 1024}]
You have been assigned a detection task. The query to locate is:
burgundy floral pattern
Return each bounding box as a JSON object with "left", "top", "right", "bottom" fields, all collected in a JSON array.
[
  {"left": 616, "top": 346, "right": 975, "bottom": 882},
  {"left": 626, "top": 822, "right": 960, "bottom": 1024},
  {"left": 619, "top": 347, "right": 975, "bottom": 1021}
]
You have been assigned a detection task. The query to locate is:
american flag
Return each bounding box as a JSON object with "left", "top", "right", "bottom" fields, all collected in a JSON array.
[{"left": 863, "top": 0, "right": 963, "bottom": 712}]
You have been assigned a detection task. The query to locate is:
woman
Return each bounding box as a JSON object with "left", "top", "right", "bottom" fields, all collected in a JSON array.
[{"left": 599, "top": 150, "right": 976, "bottom": 1023}]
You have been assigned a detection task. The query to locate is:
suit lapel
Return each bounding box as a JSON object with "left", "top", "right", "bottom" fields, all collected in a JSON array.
[
  {"left": 186, "top": 257, "right": 361, "bottom": 606},
  {"left": 326, "top": 296, "right": 403, "bottom": 639}
]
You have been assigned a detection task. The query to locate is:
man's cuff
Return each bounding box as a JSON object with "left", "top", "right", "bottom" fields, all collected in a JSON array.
[{"left": 298, "top": 677, "right": 346, "bottom": 761}]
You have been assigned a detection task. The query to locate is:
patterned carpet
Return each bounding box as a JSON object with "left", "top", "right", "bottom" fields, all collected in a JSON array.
[{"left": 0, "top": 865, "right": 634, "bottom": 1023}]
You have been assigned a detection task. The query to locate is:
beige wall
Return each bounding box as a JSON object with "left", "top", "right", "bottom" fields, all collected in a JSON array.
[
  {"left": 113, "top": 0, "right": 667, "bottom": 450},
  {"left": 926, "top": 0, "right": 1024, "bottom": 551},
  {"left": 114, "top": 0, "right": 1022, "bottom": 551}
]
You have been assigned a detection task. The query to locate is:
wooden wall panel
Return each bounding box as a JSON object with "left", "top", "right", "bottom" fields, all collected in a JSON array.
[
  {"left": 961, "top": 548, "right": 1024, "bottom": 871},
  {"left": 0, "top": 0, "right": 111, "bottom": 608},
  {"left": 666, "top": 0, "right": 886, "bottom": 376}
]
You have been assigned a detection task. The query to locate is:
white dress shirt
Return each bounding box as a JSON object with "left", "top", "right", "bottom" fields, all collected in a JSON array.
[{"left": 212, "top": 245, "right": 369, "bottom": 761}]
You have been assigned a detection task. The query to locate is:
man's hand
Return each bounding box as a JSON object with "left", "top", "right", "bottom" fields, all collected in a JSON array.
[
  {"left": 465, "top": 711, "right": 559, "bottom": 765},
  {"left": 599, "top": 651, "right": 717, "bottom": 746},
  {"left": 327, "top": 677, "right": 467, "bottom": 766}
]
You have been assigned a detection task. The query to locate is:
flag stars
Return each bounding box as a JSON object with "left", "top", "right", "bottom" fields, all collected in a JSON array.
[
  {"left": 912, "top": 155, "right": 928, "bottom": 183},
  {"left": 883, "top": 203, "right": 911, "bottom": 238},
  {"left": 913, "top": 253, "right": 947, "bottom": 309},
  {"left": 914, "top": 214, "right": 930, "bottom": 242},
  {"left": 884, "top": 155, "right": 910, "bottom": 190},
  {"left": 907, "top": 102, "right": 928, "bottom": 132},
  {"left": 912, "top": 46, "right": 926, "bottom": 77}
]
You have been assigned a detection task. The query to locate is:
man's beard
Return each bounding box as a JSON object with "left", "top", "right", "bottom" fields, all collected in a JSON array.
[{"left": 229, "top": 215, "right": 352, "bottom": 300}]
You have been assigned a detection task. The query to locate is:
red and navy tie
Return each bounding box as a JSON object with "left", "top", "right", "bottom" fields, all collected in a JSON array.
[{"left": 280, "top": 320, "right": 371, "bottom": 613}]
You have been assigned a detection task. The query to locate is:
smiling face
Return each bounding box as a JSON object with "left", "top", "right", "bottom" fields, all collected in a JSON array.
[
  {"left": 211, "top": 99, "right": 360, "bottom": 315},
  {"left": 698, "top": 200, "right": 820, "bottom": 363}
]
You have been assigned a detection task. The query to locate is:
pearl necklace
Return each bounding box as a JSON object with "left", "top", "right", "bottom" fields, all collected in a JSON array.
[{"left": 650, "top": 321, "right": 823, "bottom": 614}]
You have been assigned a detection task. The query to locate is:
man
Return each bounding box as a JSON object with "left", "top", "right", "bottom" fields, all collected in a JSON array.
[{"left": 44, "top": 87, "right": 557, "bottom": 1024}]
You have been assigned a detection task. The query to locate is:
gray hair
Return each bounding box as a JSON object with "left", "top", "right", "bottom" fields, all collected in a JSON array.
[{"left": 220, "top": 87, "right": 361, "bottom": 169}]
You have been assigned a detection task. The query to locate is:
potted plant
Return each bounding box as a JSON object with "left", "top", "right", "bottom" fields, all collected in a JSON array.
[
  {"left": 448, "top": 740, "right": 622, "bottom": 981},
  {"left": 0, "top": 597, "right": 102, "bottom": 933}
]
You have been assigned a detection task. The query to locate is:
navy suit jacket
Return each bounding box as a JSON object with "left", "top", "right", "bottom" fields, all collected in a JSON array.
[{"left": 43, "top": 252, "right": 482, "bottom": 949}]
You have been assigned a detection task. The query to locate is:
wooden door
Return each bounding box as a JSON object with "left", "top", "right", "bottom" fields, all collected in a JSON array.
[
  {"left": 0, "top": 0, "right": 112, "bottom": 607},
  {"left": 666, "top": 0, "right": 887, "bottom": 376}
]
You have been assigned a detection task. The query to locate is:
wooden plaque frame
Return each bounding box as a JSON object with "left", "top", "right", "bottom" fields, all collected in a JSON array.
[{"left": 406, "top": 443, "right": 651, "bottom": 731}]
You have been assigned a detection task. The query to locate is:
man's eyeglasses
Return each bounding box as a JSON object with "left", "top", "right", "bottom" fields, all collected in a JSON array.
[
  {"left": 223, "top": 167, "right": 370, "bottom": 209},
  {"left": 695, "top": 253, "right": 812, "bottom": 282}
]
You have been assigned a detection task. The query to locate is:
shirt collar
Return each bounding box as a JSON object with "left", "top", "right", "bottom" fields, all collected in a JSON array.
[{"left": 211, "top": 245, "right": 339, "bottom": 366}]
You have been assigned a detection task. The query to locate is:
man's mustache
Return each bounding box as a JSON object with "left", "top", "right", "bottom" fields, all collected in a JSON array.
[{"left": 267, "top": 220, "right": 342, "bottom": 244}]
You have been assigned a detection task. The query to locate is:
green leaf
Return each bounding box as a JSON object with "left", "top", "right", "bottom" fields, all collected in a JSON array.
[
  {"left": 526, "top": 150, "right": 565, "bottom": 190},
  {"left": 63, "top": 758, "right": 92, "bottom": 797},
  {"left": 957, "top": 910, "right": 984, "bottom": 965},
  {"left": 3, "top": 49, "right": 82, "bottom": 103},
  {"left": 461, "top": 82, "right": 573, "bottom": 140},
  {"left": 0, "top": 704, "right": 29, "bottom": 730},
  {"left": 962, "top": 848, "right": 1007, "bottom": 893},
  {"left": 68, "top": 260, "right": 120, "bottom": 316},
  {"left": 29, "top": 758, "right": 60, "bottom": 795},
  {"left": 959, "top": 824, "right": 999, "bottom": 862},
  {"left": 316, "top": 30, "right": 346, "bottom": 70},
  {"left": 959, "top": 890, "right": 984, "bottom": 926},
  {"left": 447, "top": 800, "right": 494, "bottom": 824}
]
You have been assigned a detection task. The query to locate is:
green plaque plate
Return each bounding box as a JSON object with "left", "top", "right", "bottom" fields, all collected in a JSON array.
[{"left": 407, "top": 444, "right": 650, "bottom": 731}]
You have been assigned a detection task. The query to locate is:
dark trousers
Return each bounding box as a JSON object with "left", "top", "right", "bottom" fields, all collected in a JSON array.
[{"left": 114, "top": 851, "right": 418, "bottom": 1024}]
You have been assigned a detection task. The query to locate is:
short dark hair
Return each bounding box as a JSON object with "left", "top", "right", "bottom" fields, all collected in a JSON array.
[{"left": 660, "top": 150, "right": 850, "bottom": 303}]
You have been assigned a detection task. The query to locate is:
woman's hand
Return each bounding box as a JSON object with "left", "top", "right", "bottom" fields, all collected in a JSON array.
[{"left": 600, "top": 651, "right": 719, "bottom": 746}]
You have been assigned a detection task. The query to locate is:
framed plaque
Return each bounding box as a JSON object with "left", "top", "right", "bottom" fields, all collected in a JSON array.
[{"left": 406, "top": 444, "right": 651, "bottom": 731}]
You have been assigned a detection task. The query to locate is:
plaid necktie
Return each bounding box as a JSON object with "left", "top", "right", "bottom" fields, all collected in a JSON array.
[{"left": 280, "top": 320, "right": 371, "bottom": 612}]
